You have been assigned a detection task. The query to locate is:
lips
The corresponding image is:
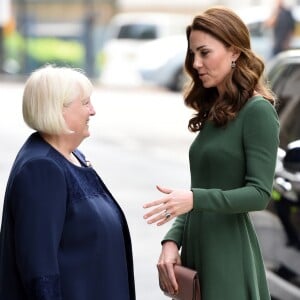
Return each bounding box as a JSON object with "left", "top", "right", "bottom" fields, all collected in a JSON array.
[{"left": 199, "top": 73, "right": 208, "bottom": 80}]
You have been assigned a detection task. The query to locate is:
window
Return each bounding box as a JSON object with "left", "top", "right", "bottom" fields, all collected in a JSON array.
[{"left": 117, "top": 24, "right": 157, "bottom": 40}]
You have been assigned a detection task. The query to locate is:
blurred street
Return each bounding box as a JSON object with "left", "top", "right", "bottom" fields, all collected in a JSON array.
[{"left": 0, "top": 79, "right": 194, "bottom": 300}]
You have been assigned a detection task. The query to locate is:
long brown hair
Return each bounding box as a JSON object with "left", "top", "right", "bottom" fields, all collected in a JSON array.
[{"left": 184, "top": 6, "right": 275, "bottom": 131}]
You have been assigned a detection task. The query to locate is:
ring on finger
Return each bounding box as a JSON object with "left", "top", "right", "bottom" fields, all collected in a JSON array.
[{"left": 164, "top": 209, "right": 171, "bottom": 219}]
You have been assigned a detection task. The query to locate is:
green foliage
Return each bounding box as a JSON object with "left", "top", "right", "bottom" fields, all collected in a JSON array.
[
  {"left": 4, "top": 32, "right": 24, "bottom": 60},
  {"left": 27, "top": 37, "right": 84, "bottom": 67},
  {"left": 4, "top": 32, "right": 85, "bottom": 72}
]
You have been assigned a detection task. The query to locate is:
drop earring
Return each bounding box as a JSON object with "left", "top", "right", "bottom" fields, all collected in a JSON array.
[{"left": 231, "top": 61, "right": 236, "bottom": 69}]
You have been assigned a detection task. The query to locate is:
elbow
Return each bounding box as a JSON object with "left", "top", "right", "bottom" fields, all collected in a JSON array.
[{"left": 255, "top": 189, "right": 271, "bottom": 211}]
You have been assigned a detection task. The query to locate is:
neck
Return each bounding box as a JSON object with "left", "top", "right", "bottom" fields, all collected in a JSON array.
[{"left": 41, "top": 133, "right": 81, "bottom": 166}]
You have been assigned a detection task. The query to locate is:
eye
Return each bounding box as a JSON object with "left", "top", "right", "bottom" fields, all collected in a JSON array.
[
  {"left": 200, "top": 50, "right": 209, "bottom": 57},
  {"left": 82, "top": 98, "right": 90, "bottom": 106}
]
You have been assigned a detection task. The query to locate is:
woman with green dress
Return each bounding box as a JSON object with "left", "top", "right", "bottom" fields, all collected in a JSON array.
[{"left": 143, "top": 6, "right": 279, "bottom": 300}]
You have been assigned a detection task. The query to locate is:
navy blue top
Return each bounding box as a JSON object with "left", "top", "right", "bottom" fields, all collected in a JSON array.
[{"left": 0, "top": 132, "right": 135, "bottom": 300}]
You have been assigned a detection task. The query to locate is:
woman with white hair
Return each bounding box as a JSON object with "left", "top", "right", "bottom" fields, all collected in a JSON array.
[{"left": 0, "top": 65, "right": 136, "bottom": 300}]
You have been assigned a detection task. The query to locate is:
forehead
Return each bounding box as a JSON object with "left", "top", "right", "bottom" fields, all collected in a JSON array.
[{"left": 189, "top": 30, "right": 225, "bottom": 51}]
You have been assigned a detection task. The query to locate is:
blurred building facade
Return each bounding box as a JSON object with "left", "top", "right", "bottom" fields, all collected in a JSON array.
[
  {"left": 3, "top": 0, "right": 118, "bottom": 77},
  {"left": 10, "top": 0, "right": 300, "bottom": 24},
  {"left": 13, "top": 0, "right": 117, "bottom": 23},
  {"left": 2, "top": 0, "right": 300, "bottom": 77},
  {"left": 117, "top": 0, "right": 300, "bottom": 13}
]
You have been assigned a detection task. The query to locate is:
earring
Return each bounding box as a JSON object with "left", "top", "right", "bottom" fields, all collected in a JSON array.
[{"left": 231, "top": 61, "right": 236, "bottom": 69}]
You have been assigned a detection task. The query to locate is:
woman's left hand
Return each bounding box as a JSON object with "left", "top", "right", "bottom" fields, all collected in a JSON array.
[{"left": 143, "top": 185, "right": 193, "bottom": 226}]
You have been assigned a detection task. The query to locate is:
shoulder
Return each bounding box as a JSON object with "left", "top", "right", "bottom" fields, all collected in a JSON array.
[
  {"left": 11, "top": 134, "right": 64, "bottom": 179},
  {"left": 240, "top": 97, "right": 279, "bottom": 139},
  {"left": 238, "top": 96, "right": 279, "bottom": 135},
  {"left": 242, "top": 96, "right": 278, "bottom": 118},
  {"left": 10, "top": 158, "right": 65, "bottom": 192}
]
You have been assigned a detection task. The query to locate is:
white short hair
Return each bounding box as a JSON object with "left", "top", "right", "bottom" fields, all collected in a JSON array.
[{"left": 23, "top": 65, "right": 93, "bottom": 134}]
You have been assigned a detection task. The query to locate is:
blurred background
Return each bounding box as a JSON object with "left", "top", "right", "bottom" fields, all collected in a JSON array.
[
  {"left": 0, "top": 0, "right": 300, "bottom": 82},
  {"left": 2, "top": 1, "right": 300, "bottom": 300}
]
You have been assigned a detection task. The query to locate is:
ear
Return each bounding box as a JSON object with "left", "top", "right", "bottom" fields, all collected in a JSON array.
[{"left": 231, "top": 47, "right": 241, "bottom": 61}]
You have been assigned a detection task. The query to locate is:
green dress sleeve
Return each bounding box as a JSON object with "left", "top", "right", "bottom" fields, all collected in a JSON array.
[
  {"left": 192, "top": 99, "right": 279, "bottom": 213},
  {"left": 163, "top": 98, "right": 279, "bottom": 247},
  {"left": 162, "top": 213, "right": 187, "bottom": 247}
]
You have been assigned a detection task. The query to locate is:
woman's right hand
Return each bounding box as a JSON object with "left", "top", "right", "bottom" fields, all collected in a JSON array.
[{"left": 157, "top": 241, "right": 181, "bottom": 295}]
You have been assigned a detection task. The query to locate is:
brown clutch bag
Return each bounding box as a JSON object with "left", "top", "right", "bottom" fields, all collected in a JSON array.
[{"left": 159, "top": 265, "right": 201, "bottom": 300}]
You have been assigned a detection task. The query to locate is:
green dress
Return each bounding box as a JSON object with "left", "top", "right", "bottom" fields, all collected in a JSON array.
[{"left": 163, "top": 96, "right": 279, "bottom": 300}]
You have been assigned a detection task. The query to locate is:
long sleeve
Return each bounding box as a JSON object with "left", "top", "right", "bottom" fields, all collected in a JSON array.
[
  {"left": 11, "top": 158, "right": 66, "bottom": 299},
  {"left": 162, "top": 214, "right": 187, "bottom": 247},
  {"left": 163, "top": 98, "right": 279, "bottom": 249},
  {"left": 191, "top": 99, "right": 279, "bottom": 214}
]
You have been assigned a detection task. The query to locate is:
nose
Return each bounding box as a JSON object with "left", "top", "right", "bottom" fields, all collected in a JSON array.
[
  {"left": 193, "top": 55, "right": 202, "bottom": 70},
  {"left": 89, "top": 103, "right": 96, "bottom": 116}
]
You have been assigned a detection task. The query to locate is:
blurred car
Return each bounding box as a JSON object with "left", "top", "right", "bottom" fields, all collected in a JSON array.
[
  {"left": 137, "top": 6, "right": 300, "bottom": 92},
  {"left": 136, "top": 35, "right": 187, "bottom": 91},
  {"left": 98, "top": 12, "right": 191, "bottom": 86},
  {"left": 266, "top": 49, "right": 300, "bottom": 149}
]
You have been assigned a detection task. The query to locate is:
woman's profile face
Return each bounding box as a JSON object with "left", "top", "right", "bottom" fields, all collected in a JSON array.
[
  {"left": 63, "top": 90, "right": 96, "bottom": 141},
  {"left": 189, "top": 29, "right": 237, "bottom": 94}
]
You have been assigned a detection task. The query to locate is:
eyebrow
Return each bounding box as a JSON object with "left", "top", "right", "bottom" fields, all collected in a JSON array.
[{"left": 190, "top": 45, "right": 207, "bottom": 52}]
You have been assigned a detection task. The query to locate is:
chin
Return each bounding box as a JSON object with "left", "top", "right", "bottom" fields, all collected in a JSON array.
[{"left": 202, "top": 83, "right": 212, "bottom": 88}]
